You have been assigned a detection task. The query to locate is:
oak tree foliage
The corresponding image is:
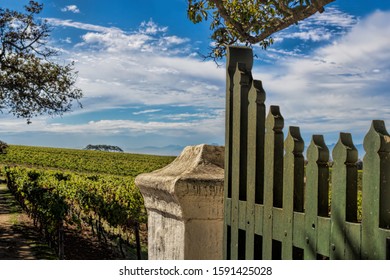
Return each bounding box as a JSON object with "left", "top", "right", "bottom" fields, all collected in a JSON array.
[
  {"left": 187, "top": 0, "right": 335, "bottom": 61},
  {"left": 0, "top": 1, "right": 82, "bottom": 123}
]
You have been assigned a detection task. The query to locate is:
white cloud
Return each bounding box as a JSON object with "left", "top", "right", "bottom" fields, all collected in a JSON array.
[
  {"left": 133, "top": 109, "right": 162, "bottom": 115},
  {"left": 44, "top": 18, "right": 225, "bottom": 119},
  {"left": 80, "top": 31, "right": 152, "bottom": 52},
  {"left": 70, "top": 50, "right": 224, "bottom": 110},
  {"left": 253, "top": 10, "right": 390, "bottom": 142},
  {"left": 35, "top": 9, "right": 389, "bottom": 150},
  {"left": 161, "top": 36, "right": 190, "bottom": 46},
  {"left": 318, "top": 11, "right": 390, "bottom": 66},
  {"left": 47, "top": 18, "right": 122, "bottom": 34},
  {"left": 283, "top": 28, "right": 332, "bottom": 42},
  {"left": 310, "top": 7, "right": 358, "bottom": 27},
  {"left": 0, "top": 15, "right": 226, "bottom": 148},
  {"left": 0, "top": 112, "right": 225, "bottom": 141},
  {"left": 61, "top": 5, "right": 80, "bottom": 14},
  {"left": 140, "top": 19, "right": 168, "bottom": 35},
  {"left": 61, "top": 37, "right": 72, "bottom": 44},
  {"left": 160, "top": 111, "right": 220, "bottom": 121},
  {"left": 48, "top": 18, "right": 191, "bottom": 55},
  {"left": 255, "top": 8, "right": 359, "bottom": 64},
  {"left": 275, "top": 7, "right": 358, "bottom": 43}
]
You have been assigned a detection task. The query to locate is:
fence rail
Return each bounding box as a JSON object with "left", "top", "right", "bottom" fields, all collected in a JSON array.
[{"left": 223, "top": 46, "right": 390, "bottom": 260}]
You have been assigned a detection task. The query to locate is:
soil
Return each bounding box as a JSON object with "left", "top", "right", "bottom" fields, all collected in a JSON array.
[{"left": 0, "top": 183, "right": 132, "bottom": 260}]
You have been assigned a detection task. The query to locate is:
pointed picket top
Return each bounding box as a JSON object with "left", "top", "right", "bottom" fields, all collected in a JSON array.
[
  {"left": 282, "top": 126, "right": 304, "bottom": 259},
  {"left": 266, "top": 105, "right": 284, "bottom": 133},
  {"left": 284, "top": 126, "right": 305, "bottom": 212},
  {"left": 285, "top": 126, "right": 304, "bottom": 155},
  {"left": 305, "top": 134, "right": 330, "bottom": 259},
  {"left": 362, "top": 120, "right": 390, "bottom": 256},
  {"left": 363, "top": 120, "right": 390, "bottom": 155},
  {"left": 307, "top": 135, "right": 329, "bottom": 164},
  {"left": 330, "top": 133, "right": 359, "bottom": 259},
  {"left": 248, "top": 80, "right": 266, "bottom": 105},
  {"left": 332, "top": 133, "right": 358, "bottom": 166},
  {"left": 233, "top": 62, "right": 252, "bottom": 90}
]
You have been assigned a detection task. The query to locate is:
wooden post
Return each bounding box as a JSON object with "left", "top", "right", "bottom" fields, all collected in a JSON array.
[{"left": 224, "top": 46, "right": 253, "bottom": 260}]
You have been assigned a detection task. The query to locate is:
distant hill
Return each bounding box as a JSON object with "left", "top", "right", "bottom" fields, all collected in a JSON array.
[{"left": 84, "top": 144, "right": 123, "bottom": 152}]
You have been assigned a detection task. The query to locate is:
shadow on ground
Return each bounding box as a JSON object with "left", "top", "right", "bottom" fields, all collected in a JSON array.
[
  {"left": 0, "top": 181, "right": 57, "bottom": 259},
  {"left": 0, "top": 183, "right": 20, "bottom": 215},
  {"left": 0, "top": 182, "right": 140, "bottom": 260},
  {"left": 0, "top": 223, "right": 57, "bottom": 260}
]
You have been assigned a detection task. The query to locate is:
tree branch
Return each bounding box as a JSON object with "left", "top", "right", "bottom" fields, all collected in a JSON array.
[
  {"left": 209, "top": 0, "right": 251, "bottom": 40},
  {"left": 0, "top": 1, "right": 82, "bottom": 122},
  {"left": 209, "top": 0, "right": 335, "bottom": 45},
  {"left": 255, "top": 0, "right": 334, "bottom": 43}
]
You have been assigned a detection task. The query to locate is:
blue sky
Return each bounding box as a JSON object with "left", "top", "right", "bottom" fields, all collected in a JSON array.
[{"left": 0, "top": 0, "right": 389, "bottom": 156}]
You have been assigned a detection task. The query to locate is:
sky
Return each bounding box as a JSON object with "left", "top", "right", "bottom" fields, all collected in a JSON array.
[{"left": 0, "top": 0, "right": 389, "bottom": 156}]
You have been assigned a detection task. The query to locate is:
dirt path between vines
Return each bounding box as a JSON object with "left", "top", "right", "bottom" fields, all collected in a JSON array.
[
  {"left": 0, "top": 182, "right": 126, "bottom": 260},
  {"left": 0, "top": 183, "right": 57, "bottom": 259}
]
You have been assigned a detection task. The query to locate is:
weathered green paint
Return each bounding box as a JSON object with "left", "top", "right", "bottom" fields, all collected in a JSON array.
[
  {"left": 330, "top": 133, "right": 359, "bottom": 259},
  {"left": 344, "top": 222, "right": 361, "bottom": 259},
  {"left": 317, "top": 217, "right": 331, "bottom": 256},
  {"left": 230, "top": 62, "right": 251, "bottom": 259},
  {"left": 282, "top": 127, "right": 304, "bottom": 259},
  {"left": 254, "top": 204, "right": 264, "bottom": 235},
  {"left": 293, "top": 212, "right": 305, "bottom": 248},
  {"left": 263, "top": 106, "right": 284, "bottom": 259},
  {"left": 272, "top": 207, "right": 284, "bottom": 241},
  {"left": 305, "top": 135, "right": 329, "bottom": 259},
  {"left": 224, "top": 46, "right": 390, "bottom": 260},
  {"left": 245, "top": 80, "right": 266, "bottom": 259},
  {"left": 223, "top": 47, "right": 253, "bottom": 259},
  {"left": 361, "top": 121, "right": 390, "bottom": 259}
]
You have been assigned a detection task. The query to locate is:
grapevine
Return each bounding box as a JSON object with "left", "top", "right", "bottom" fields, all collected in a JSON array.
[
  {"left": 0, "top": 145, "right": 175, "bottom": 176},
  {"left": 0, "top": 145, "right": 175, "bottom": 259}
]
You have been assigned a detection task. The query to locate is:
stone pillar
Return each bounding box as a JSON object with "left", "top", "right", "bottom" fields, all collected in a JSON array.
[{"left": 135, "top": 144, "right": 224, "bottom": 260}]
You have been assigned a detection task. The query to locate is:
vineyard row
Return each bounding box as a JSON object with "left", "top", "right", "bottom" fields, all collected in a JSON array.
[
  {"left": 4, "top": 166, "right": 147, "bottom": 259},
  {"left": 0, "top": 145, "right": 175, "bottom": 176}
]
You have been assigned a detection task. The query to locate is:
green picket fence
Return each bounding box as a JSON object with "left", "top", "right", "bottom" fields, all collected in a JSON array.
[{"left": 223, "top": 46, "right": 390, "bottom": 260}]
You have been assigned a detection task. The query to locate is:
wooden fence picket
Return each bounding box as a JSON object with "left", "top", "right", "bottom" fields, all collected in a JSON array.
[
  {"left": 361, "top": 120, "right": 390, "bottom": 259},
  {"left": 245, "top": 80, "right": 266, "bottom": 259},
  {"left": 305, "top": 135, "right": 329, "bottom": 259},
  {"left": 330, "top": 133, "right": 359, "bottom": 259},
  {"left": 223, "top": 46, "right": 390, "bottom": 260},
  {"left": 263, "top": 106, "right": 284, "bottom": 259},
  {"left": 282, "top": 127, "right": 304, "bottom": 259}
]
